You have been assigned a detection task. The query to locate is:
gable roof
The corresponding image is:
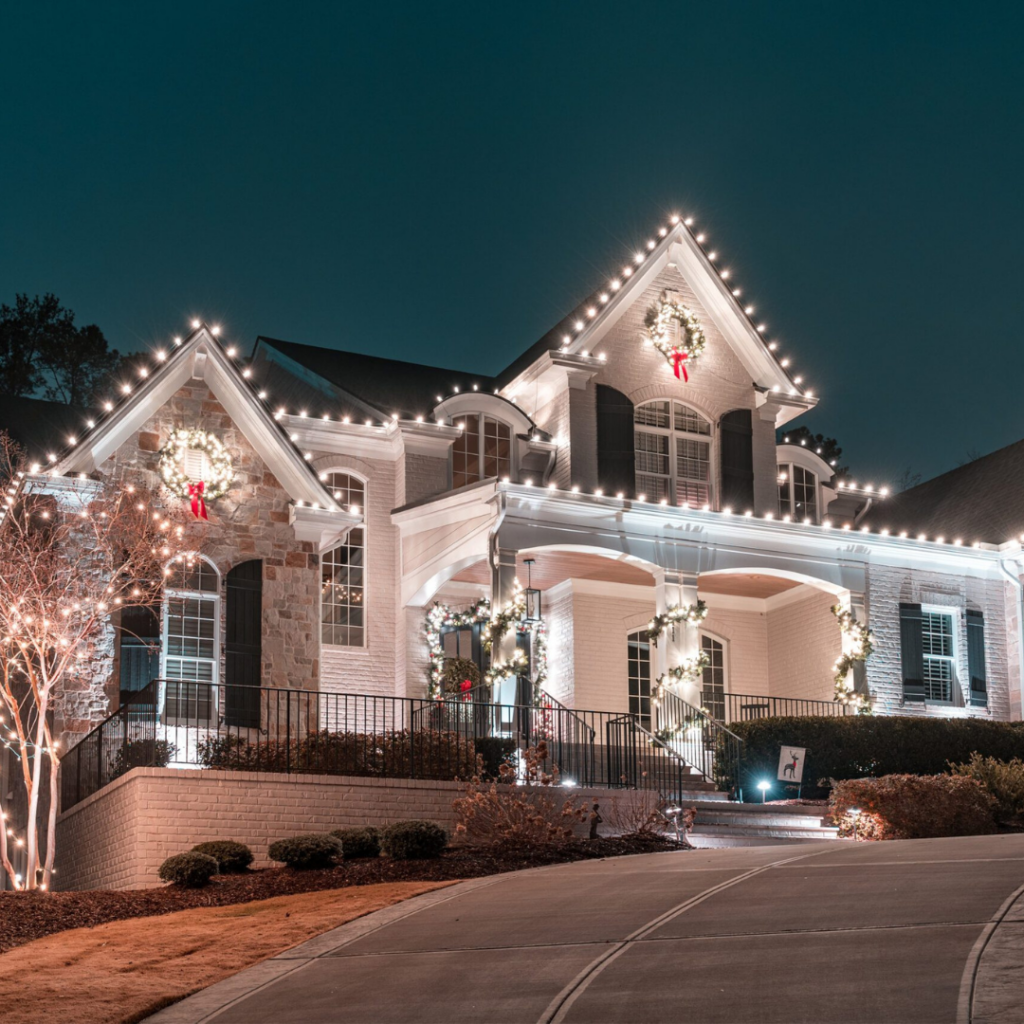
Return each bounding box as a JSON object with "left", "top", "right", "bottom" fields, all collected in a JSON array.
[
  {"left": 860, "top": 439, "right": 1024, "bottom": 545},
  {"left": 254, "top": 337, "right": 497, "bottom": 421}
]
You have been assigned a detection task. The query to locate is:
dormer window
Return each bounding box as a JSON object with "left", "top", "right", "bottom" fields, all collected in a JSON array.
[
  {"left": 452, "top": 415, "right": 512, "bottom": 488},
  {"left": 778, "top": 464, "right": 818, "bottom": 522}
]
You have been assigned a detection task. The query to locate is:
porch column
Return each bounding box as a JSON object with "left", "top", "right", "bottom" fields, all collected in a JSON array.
[
  {"left": 655, "top": 569, "right": 702, "bottom": 707},
  {"left": 490, "top": 541, "right": 519, "bottom": 663},
  {"left": 848, "top": 591, "right": 869, "bottom": 697}
]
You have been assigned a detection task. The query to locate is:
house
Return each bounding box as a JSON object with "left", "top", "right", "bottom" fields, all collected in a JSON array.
[{"left": 6, "top": 214, "right": 1024, "bottom": 790}]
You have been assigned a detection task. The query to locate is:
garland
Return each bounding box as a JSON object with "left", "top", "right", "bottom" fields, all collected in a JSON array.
[
  {"left": 485, "top": 648, "right": 528, "bottom": 686},
  {"left": 482, "top": 579, "right": 526, "bottom": 653},
  {"left": 647, "top": 600, "right": 708, "bottom": 646},
  {"left": 831, "top": 604, "right": 873, "bottom": 714},
  {"left": 424, "top": 598, "right": 490, "bottom": 698},
  {"left": 643, "top": 291, "right": 707, "bottom": 381},
  {"left": 652, "top": 651, "right": 712, "bottom": 699},
  {"left": 158, "top": 428, "right": 233, "bottom": 500}
]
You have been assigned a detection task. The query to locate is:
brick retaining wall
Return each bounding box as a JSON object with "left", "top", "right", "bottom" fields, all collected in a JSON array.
[{"left": 54, "top": 767, "right": 639, "bottom": 891}]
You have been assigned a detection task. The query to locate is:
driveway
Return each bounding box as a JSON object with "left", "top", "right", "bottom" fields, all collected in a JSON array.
[{"left": 150, "top": 835, "right": 1024, "bottom": 1024}]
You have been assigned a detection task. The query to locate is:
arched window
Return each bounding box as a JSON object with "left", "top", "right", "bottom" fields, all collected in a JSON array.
[
  {"left": 700, "top": 634, "right": 727, "bottom": 722},
  {"left": 634, "top": 400, "right": 712, "bottom": 506},
  {"left": 452, "top": 415, "right": 512, "bottom": 489},
  {"left": 322, "top": 472, "right": 366, "bottom": 647},
  {"left": 626, "top": 628, "right": 652, "bottom": 729},
  {"left": 163, "top": 556, "right": 220, "bottom": 724}
]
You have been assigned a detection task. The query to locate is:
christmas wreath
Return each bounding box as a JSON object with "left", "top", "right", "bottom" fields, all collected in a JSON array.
[
  {"left": 158, "top": 428, "right": 234, "bottom": 501},
  {"left": 643, "top": 292, "right": 707, "bottom": 381}
]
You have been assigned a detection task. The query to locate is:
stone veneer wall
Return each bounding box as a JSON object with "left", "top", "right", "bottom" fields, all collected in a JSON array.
[
  {"left": 62, "top": 382, "right": 321, "bottom": 741},
  {"left": 54, "top": 767, "right": 643, "bottom": 891}
]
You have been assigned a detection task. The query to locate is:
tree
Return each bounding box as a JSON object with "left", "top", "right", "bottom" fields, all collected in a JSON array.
[
  {"left": 778, "top": 426, "right": 848, "bottom": 477},
  {"left": 0, "top": 433, "right": 202, "bottom": 890},
  {"left": 893, "top": 467, "right": 922, "bottom": 493},
  {"left": 0, "top": 293, "right": 121, "bottom": 407}
]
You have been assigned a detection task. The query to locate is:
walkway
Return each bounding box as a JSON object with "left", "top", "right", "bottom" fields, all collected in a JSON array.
[{"left": 150, "top": 834, "right": 1024, "bottom": 1024}]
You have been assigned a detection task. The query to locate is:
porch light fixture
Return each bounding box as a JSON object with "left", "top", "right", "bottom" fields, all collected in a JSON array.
[{"left": 522, "top": 558, "right": 541, "bottom": 624}]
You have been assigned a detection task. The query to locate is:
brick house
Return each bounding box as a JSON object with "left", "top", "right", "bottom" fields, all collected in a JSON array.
[{"left": 6, "top": 214, "right": 1023, "bottom": 790}]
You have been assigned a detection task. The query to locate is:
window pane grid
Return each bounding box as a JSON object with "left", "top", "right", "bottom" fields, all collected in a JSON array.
[
  {"left": 634, "top": 401, "right": 713, "bottom": 509},
  {"left": 922, "top": 612, "right": 954, "bottom": 701},
  {"left": 701, "top": 635, "right": 726, "bottom": 721},
  {"left": 322, "top": 473, "right": 367, "bottom": 647},
  {"left": 627, "top": 629, "right": 652, "bottom": 729}
]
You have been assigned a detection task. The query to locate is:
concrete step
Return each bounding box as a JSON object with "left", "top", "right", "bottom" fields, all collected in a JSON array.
[
  {"left": 688, "top": 833, "right": 838, "bottom": 849},
  {"left": 690, "top": 823, "right": 840, "bottom": 841},
  {"left": 677, "top": 789, "right": 730, "bottom": 802},
  {"left": 694, "top": 807, "right": 835, "bottom": 829}
]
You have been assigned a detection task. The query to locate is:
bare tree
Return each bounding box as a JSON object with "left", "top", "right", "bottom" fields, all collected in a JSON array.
[{"left": 0, "top": 433, "right": 201, "bottom": 889}]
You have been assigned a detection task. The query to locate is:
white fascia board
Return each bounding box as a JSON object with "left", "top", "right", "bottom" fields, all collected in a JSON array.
[
  {"left": 283, "top": 415, "right": 401, "bottom": 461},
  {"left": 391, "top": 479, "right": 499, "bottom": 536},
  {"left": 496, "top": 485, "right": 1009, "bottom": 582},
  {"left": 289, "top": 504, "right": 362, "bottom": 552},
  {"left": 499, "top": 353, "right": 600, "bottom": 417},
  {"left": 398, "top": 420, "right": 463, "bottom": 457}
]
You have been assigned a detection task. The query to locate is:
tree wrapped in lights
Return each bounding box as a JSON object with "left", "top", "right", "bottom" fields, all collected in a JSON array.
[
  {"left": 0, "top": 433, "right": 202, "bottom": 890},
  {"left": 831, "top": 605, "right": 873, "bottom": 714}
]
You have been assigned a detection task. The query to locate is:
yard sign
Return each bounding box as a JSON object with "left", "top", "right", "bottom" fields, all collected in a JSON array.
[{"left": 777, "top": 746, "right": 807, "bottom": 784}]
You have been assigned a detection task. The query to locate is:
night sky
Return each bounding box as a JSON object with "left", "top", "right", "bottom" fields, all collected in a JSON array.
[{"left": 3, "top": 1, "right": 1022, "bottom": 484}]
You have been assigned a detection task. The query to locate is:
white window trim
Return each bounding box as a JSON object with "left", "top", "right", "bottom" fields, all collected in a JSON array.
[
  {"left": 450, "top": 411, "right": 517, "bottom": 487},
  {"left": 321, "top": 470, "right": 369, "bottom": 650},
  {"left": 634, "top": 399, "right": 715, "bottom": 508},
  {"left": 699, "top": 629, "right": 730, "bottom": 694},
  {"left": 778, "top": 463, "right": 820, "bottom": 523},
  {"left": 920, "top": 604, "right": 959, "bottom": 705},
  {"left": 160, "top": 556, "right": 221, "bottom": 718},
  {"left": 626, "top": 626, "right": 653, "bottom": 727}
]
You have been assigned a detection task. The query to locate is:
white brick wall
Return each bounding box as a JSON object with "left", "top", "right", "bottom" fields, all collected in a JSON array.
[
  {"left": 766, "top": 591, "right": 839, "bottom": 702},
  {"left": 702, "top": 606, "right": 769, "bottom": 696},
  {"left": 544, "top": 585, "right": 576, "bottom": 706}
]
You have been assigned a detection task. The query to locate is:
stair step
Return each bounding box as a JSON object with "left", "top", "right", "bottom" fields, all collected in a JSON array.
[
  {"left": 691, "top": 823, "right": 840, "bottom": 840},
  {"left": 688, "top": 834, "right": 836, "bottom": 848},
  {"left": 694, "top": 809, "right": 833, "bottom": 829}
]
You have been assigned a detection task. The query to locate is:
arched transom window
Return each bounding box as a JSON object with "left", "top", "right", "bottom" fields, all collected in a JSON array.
[
  {"left": 322, "top": 472, "right": 366, "bottom": 647},
  {"left": 452, "top": 415, "right": 512, "bottom": 489},
  {"left": 634, "top": 400, "right": 712, "bottom": 506}
]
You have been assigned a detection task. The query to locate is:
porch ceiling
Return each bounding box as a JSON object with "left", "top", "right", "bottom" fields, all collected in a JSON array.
[
  {"left": 450, "top": 551, "right": 655, "bottom": 590},
  {"left": 697, "top": 573, "right": 803, "bottom": 599}
]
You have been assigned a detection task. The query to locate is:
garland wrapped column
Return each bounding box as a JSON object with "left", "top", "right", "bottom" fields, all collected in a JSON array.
[{"left": 652, "top": 571, "right": 705, "bottom": 714}]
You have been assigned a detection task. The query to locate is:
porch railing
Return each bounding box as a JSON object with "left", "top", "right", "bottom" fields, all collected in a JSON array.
[
  {"left": 700, "top": 690, "right": 850, "bottom": 724},
  {"left": 60, "top": 680, "right": 700, "bottom": 811}
]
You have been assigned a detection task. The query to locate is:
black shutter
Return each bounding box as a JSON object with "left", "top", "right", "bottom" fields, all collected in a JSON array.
[
  {"left": 966, "top": 609, "right": 988, "bottom": 707},
  {"left": 225, "top": 559, "right": 263, "bottom": 728},
  {"left": 899, "top": 603, "right": 926, "bottom": 702},
  {"left": 118, "top": 605, "right": 160, "bottom": 706},
  {"left": 596, "top": 385, "right": 635, "bottom": 497},
  {"left": 719, "top": 409, "right": 754, "bottom": 511}
]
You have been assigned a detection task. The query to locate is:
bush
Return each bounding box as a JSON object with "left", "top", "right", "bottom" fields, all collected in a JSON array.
[
  {"left": 951, "top": 754, "right": 1024, "bottom": 823},
  {"left": 191, "top": 840, "right": 254, "bottom": 873},
  {"left": 716, "top": 716, "right": 1024, "bottom": 799},
  {"left": 158, "top": 851, "right": 219, "bottom": 887},
  {"left": 830, "top": 774, "right": 996, "bottom": 840},
  {"left": 381, "top": 820, "right": 448, "bottom": 859},
  {"left": 268, "top": 833, "right": 343, "bottom": 869},
  {"left": 197, "top": 733, "right": 289, "bottom": 772},
  {"left": 473, "top": 737, "right": 517, "bottom": 779},
  {"left": 110, "top": 738, "right": 177, "bottom": 780},
  {"left": 329, "top": 826, "right": 381, "bottom": 859}
]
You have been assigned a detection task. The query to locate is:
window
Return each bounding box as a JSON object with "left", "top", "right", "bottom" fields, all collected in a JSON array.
[
  {"left": 163, "top": 557, "right": 220, "bottom": 723},
  {"left": 322, "top": 473, "right": 366, "bottom": 646},
  {"left": 778, "top": 464, "right": 818, "bottom": 522},
  {"left": 452, "top": 414, "right": 512, "bottom": 488},
  {"left": 921, "top": 610, "right": 955, "bottom": 702},
  {"left": 627, "top": 629, "right": 652, "bottom": 729},
  {"left": 634, "top": 401, "right": 712, "bottom": 506},
  {"left": 701, "top": 635, "right": 726, "bottom": 721}
]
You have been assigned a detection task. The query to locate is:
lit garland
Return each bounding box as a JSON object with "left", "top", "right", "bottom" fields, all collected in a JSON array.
[
  {"left": 482, "top": 578, "right": 526, "bottom": 653},
  {"left": 531, "top": 618, "right": 548, "bottom": 704},
  {"left": 652, "top": 651, "right": 712, "bottom": 699},
  {"left": 831, "top": 604, "right": 873, "bottom": 713},
  {"left": 643, "top": 292, "right": 707, "bottom": 381},
  {"left": 424, "top": 598, "right": 490, "bottom": 699},
  {"left": 158, "top": 428, "right": 234, "bottom": 500},
  {"left": 647, "top": 599, "right": 708, "bottom": 647},
  {"left": 485, "top": 647, "right": 528, "bottom": 686}
]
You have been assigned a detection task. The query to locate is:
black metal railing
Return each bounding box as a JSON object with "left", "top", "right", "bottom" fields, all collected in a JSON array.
[
  {"left": 654, "top": 688, "right": 745, "bottom": 798},
  {"left": 701, "top": 690, "right": 850, "bottom": 725},
  {"left": 60, "top": 680, "right": 700, "bottom": 811}
]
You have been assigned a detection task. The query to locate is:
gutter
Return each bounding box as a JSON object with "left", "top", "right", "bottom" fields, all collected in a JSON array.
[{"left": 998, "top": 557, "right": 1024, "bottom": 718}]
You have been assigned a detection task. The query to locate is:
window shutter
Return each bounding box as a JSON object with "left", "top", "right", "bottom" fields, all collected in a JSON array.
[
  {"left": 118, "top": 605, "right": 160, "bottom": 706},
  {"left": 966, "top": 609, "right": 988, "bottom": 707},
  {"left": 225, "top": 559, "right": 262, "bottom": 728},
  {"left": 596, "top": 385, "right": 635, "bottom": 497},
  {"left": 719, "top": 409, "right": 754, "bottom": 511},
  {"left": 899, "top": 602, "right": 925, "bottom": 702}
]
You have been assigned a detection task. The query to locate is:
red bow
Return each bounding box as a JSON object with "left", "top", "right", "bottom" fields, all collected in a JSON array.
[
  {"left": 671, "top": 349, "right": 689, "bottom": 382},
  {"left": 188, "top": 481, "right": 209, "bottom": 520}
]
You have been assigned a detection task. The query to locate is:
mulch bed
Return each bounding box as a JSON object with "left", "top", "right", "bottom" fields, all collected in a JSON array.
[{"left": 0, "top": 833, "right": 679, "bottom": 954}]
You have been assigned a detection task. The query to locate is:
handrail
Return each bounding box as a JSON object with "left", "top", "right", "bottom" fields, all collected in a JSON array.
[
  {"left": 539, "top": 689, "right": 596, "bottom": 742},
  {"left": 701, "top": 690, "right": 849, "bottom": 723}
]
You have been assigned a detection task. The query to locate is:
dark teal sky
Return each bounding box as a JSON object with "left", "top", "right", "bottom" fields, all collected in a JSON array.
[{"left": 3, "top": 1, "right": 1022, "bottom": 483}]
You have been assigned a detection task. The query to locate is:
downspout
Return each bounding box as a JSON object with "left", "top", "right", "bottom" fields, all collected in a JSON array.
[
  {"left": 998, "top": 556, "right": 1024, "bottom": 720},
  {"left": 853, "top": 497, "right": 874, "bottom": 527}
]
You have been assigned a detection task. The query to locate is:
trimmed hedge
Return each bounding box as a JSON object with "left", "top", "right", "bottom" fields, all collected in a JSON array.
[
  {"left": 330, "top": 826, "right": 381, "bottom": 859},
  {"left": 716, "top": 715, "right": 1024, "bottom": 800},
  {"left": 268, "top": 834, "right": 343, "bottom": 869},
  {"left": 381, "top": 820, "right": 448, "bottom": 859},
  {"left": 191, "top": 840, "right": 254, "bottom": 873},
  {"left": 159, "top": 852, "right": 219, "bottom": 887}
]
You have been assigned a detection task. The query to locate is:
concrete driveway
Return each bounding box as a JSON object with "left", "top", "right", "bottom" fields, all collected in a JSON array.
[{"left": 150, "top": 835, "right": 1024, "bottom": 1024}]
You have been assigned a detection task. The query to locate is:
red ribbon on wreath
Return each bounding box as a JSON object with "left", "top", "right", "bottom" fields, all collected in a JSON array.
[
  {"left": 188, "top": 481, "right": 209, "bottom": 520},
  {"left": 671, "top": 348, "right": 689, "bottom": 382},
  {"left": 460, "top": 678, "right": 473, "bottom": 702}
]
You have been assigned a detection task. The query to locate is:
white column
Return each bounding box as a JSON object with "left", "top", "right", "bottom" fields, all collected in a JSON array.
[
  {"left": 655, "top": 569, "right": 701, "bottom": 707},
  {"left": 490, "top": 541, "right": 519, "bottom": 704}
]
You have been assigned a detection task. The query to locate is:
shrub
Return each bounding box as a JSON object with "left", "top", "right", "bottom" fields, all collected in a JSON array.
[
  {"left": 830, "top": 774, "right": 997, "bottom": 840},
  {"left": 197, "top": 733, "right": 289, "bottom": 772},
  {"left": 268, "top": 833, "right": 343, "bottom": 869},
  {"left": 715, "top": 716, "right": 1024, "bottom": 799},
  {"left": 330, "top": 826, "right": 381, "bottom": 859},
  {"left": 191, "top": 840, "right": 254, "bottom": 873},
  {"left": 452, "top": 742, "right": 596, "bottom": 850},
  {"left": 951, "top": 754, "right": 1024, "bottom": 822},
  {"left": 473, "top": 737, "right": 517, "bottom": 779},
  {"left": 110, "top": 738, "right": 177, "bottom": 780},
  {"left": 381, "top": 820, "right": 449, "bottom": 859},
  {"left": 158, "top": 851, "right": 219, "bottom": 887}
]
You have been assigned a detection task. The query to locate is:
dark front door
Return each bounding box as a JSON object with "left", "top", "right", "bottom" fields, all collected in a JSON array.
[
  {"left": 225, "top": 559, "right": 263, "bottom": 728},
  {"left": 119, "top": 605, "right": 160, "bottom": 707}
]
